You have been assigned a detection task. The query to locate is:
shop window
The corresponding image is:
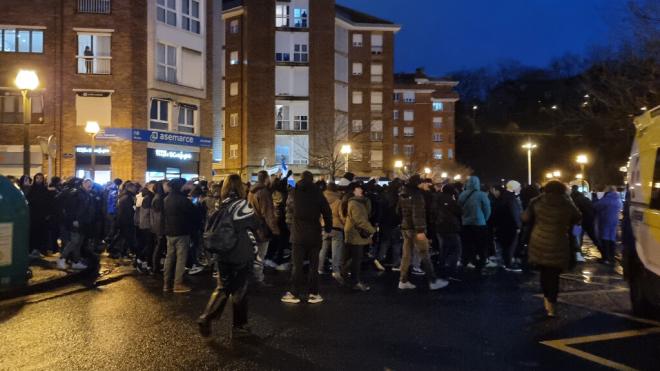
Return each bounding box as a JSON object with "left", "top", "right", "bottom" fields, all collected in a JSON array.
[
  {"left": 181, "top": 0, "right": 201, "bottom": 34},
  {"left": 157, "top": 42, "right": 177, "bottom": 83},
  {"left": 150, "top": 99, "right": 169, "bottom": 130},
  {"left": 157, "top": 0, "right": 177, "bottom": 26},
  {"left": 178, "top": 105, "right": 195, "bottom": 134},
  {"left": 1, "top": 28, "right": 43, "bottom": 53}
]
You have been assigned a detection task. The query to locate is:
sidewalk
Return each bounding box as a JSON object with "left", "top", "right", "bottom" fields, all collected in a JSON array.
[{"left": 0, "top": 254, "right": 135, "bottom": 300}]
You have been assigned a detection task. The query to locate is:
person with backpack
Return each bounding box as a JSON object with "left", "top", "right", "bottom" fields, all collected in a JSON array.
[
  {"left": 163, "top": 178, "right": 195, "bottom": 293},
  {"left": 248, "top": 171, "right": 280, "bottom": 286},
  {"left": 458, "top": 176, "right": 492, "bottom": 273},
  {"left": 432, "top": 183, "right": 463, "bottom": 278},
  {"left": 281, "top": 171, "right": 333, "bottom": 304},
  {"left": 197, "top": 174, "right": 259, "bottom": 338},
  {"left": 398, "top": 175, "right": 449, "bottom": 291}
]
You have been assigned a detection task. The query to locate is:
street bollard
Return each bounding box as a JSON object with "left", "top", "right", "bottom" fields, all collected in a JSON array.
[{"left": 0, "top": 175, "right": 30, "bottom": 289}]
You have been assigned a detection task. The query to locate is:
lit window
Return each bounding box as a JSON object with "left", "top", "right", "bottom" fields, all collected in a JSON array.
[
  {"left": 393, "top": 110, "right": 399, "bottom": 120},
  {"left": 77, "top": 33, "right": 112, "bottom": 74},
  {"left": 157, "top": 0, "right": 177, "bottom": 26},
  {"left": 433, "top": 117, "right": 442, "bottom": 129},
  {"left": 370, "top": 63, "right": 383, "bottom": 83},
  {"left": 229, "top": 112, "right": 239, "bottom": 127},
  {"left": 352, "top": 33, "right": 363, "bottom": 47},
  {"left": 229, "top": 144, "right": 238, "bottom": 159},
  {"left": 393, "top": 126, "right": 398, "bottom": 137},
  {"left": 403, "top": 110, "right": 414, "bottom": 121},
  {"left": 229, "top": 82, "right": 238, "bottom": 96},
  {"left": 275, "top": 5, "right": 289, "bottom": 27},
  {"left": 352, "top": 120, "right": 363, "bottom": 132},
  {"left": 1, "top": 28, "right": 43, "bottom": 53},
  {"left": 229, "top": 19, "right": 239, "bottom": 34},
  {"left": 352, "top": 91, "right": 363, "bottom": 104},
  {"left": 150, "top": 99, "right": 169, "bottom": 130},
  {"left": 178, "top": 105, "right": 196, "bottom": 134},
  {"left": 181, "top": 0, "right": 201, "bottom": 34},
  {"left": 275, "top": 105, "right": 289, "bottom": 130},
  {"left": 229, "top": 51, "right": 239, "bottom": 65},
  {"left": 433, "top": 149, "right": 443, "bottom": 160},
  {"left": 293, "top": 115, "right": 308, "bottom": 131},
  {"left": 293, "top": 44, "right": 308, "bottom": 63},
  {"left": 371, "top": 33, "right": 383, "bottom": 54},
  {"left": 433, "top": 102, "right": 444, "bottom": 111},
  {"left": 371, "top": 91, "right": 383, "bottom": 112},
  {"left": 352, "top": 62, "right": 363, "bottom": 76},
  {"left": 293, "top": 8, "right": 308, "bottom": 28},
  {"left": 157, "top": 43, "right": 177, "bottom": 83},
  {"left": 403, "top": 127, "right": 414, "bottom": 137}
]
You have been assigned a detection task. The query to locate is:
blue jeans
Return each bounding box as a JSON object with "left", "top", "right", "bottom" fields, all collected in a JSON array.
[
  {"left": 165, "top": 235, "right": 190, "bottom": 286},
  {"left": 319, "top": 230, "right": 343, "bottom": 273}
]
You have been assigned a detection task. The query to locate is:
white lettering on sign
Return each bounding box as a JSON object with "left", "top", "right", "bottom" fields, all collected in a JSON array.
[
  {"left": 154, "top": 149, "right": 193, "bottom": 160},
  {"left": 0, "top": 223, "right": 13, "bottom": 267},
  {"left": 159, "top": 133, "right": 194, "bottom": 144},
  {"left": 76, "top": 147, "right": 110, "bottom": 154}
]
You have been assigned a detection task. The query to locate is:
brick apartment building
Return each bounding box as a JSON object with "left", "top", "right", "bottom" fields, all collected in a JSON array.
[
  {"left": 0, "top": 0, "right": 213, "bottom": 183},
  {"left": 216, "top": 0, "right": 400, "bottom": 180},
  {"left": 391, "top": 69, "right": 459, "bottom": 176}
]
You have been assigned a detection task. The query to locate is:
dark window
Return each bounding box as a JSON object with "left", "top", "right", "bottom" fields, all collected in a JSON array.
[{"left": 650, "top": 149, "right": 660, "bottom": 210}]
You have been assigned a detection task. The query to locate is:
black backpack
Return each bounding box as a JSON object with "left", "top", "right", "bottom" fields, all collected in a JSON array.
[{"left": 203, "top": 200, "right": 238, "bottom": 255}]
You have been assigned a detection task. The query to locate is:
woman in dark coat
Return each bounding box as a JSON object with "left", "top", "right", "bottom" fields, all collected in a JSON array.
[
  {"left": 523, "top": 181, "right": 581, "bottom": 317},
  {"left": 28, "top": 173, "right": 54, "bottom": 257},
  {"left": 150, "top": 181, "right": 166, "bottom": 274}
]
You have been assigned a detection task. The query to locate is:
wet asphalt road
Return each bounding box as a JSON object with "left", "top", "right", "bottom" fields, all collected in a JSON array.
[{"left": 1, "top": 254, "right": 659, "bottom": 370}]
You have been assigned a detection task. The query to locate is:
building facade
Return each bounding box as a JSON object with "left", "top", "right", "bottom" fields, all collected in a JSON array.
[
  {"left": 0, "top": 0, "right": 213, "bottom": 183},
  {"left": 216, "top": 0, "right": 399, "bottom": 180},
  {"left": 390, "top": 69, "right": 459, "bottom": 176}
]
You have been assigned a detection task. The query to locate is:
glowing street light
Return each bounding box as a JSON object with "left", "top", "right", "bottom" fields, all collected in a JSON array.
[
  {"left": 340, "top": 144, "right": 352, "bottom": 172},
  {"left": 441, "top": 172, "right": 448, "bottom": 178},
  {"left": 423, "top": 167, "right": 431, "bottom": 176},
  {"left": 553, "top": 170, "right": 561, "bottom": 178},
  {"left": 15, "top": 69, "right": 40, "bottom": 177},
  {"left": 545, "top": 172, "right": 553, "bottom": 180},
  {"left": 521, "top": 140, "right": 537, "bottom": 185},
  {"left": 394, "top": 160, "right": 403, "bottom": 169},
  {"left": 576, "top": 154, "right": 588, "bottom": 190},
  {"left": 472, "top": 105, "right": 478, "bottom": 111},
  {"left": 551, "top": 105, "right": 558, "bottom": 110},
  {"left": 576, "top": 174, "right": 584, "bottom": 180},
  {"left": 454, "top": 174, "right": 462, "bottom": 181}
]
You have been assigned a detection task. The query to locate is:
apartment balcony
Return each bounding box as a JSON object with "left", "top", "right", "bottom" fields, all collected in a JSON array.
[
  {"left": 77, "top": 0, "right": 111, "bottom": 14},
  {"left": 370, "top": 131, "right": 384, "bottom": 141},
  {"left": 77, "top": 56, "right": 111, "bottom": 75}
]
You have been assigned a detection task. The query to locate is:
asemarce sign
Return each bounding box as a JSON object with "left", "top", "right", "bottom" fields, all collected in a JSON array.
[{"left": 99, "top": 128, "right": 212, "bottom": 148}]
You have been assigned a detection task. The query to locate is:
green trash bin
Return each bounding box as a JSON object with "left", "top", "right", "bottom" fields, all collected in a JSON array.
[{"left": 0, "top": 175, "right": 30, "bottom": 289}]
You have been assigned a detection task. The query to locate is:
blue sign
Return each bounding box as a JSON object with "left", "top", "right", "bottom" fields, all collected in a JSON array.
[{"left": 100, "top": 128, "right": 212, "bottom": 148}]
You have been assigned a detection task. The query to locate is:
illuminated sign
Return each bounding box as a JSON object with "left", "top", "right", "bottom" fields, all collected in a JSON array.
[
  {"left": 154, "top": 149, "right": 193, "bottom": 160},
  {"left": 76, "top": 146, "right": 110, "bottom": 154}
]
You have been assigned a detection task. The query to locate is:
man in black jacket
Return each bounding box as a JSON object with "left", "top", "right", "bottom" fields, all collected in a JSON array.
[
  {"left": 281, "top": 171, "right": 332, "bottom": 304},
  {"left": 110, "top": 182, "right": 137, "bottom": 259},
  {"left": 570, "top": 185, "right": 600, "bottom": 257},
  {"left": 163, "top": 178, "right": 195, "bottom": 293},
  {"left": 433, "top": 183, "right": 463, "bottom": 277},
  {"left": 57, "top": 179, "right": 95, "bottom": 270}
]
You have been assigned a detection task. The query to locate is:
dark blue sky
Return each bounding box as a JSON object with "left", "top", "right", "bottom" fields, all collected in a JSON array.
[{"left": 340, "top": 0, "right": 628, "bottom": 76}]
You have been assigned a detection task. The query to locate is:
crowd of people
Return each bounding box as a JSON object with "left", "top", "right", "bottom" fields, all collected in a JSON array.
[{"left": 10, "top": 169, "right": 623, "bottom": 336}]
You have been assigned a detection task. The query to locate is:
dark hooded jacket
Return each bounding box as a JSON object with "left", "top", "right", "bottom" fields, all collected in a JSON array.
[
  {"left": 164, "top": 180, "right": 195, "bottom": 237},
  {"left": 117, "top": 189, "right": 136, "bottom": 228},
  {"left": 150, "top": 186, "right": 166, "bottom": 237},
  {"left": 398, "top": 184, "right": 427, "bottom": 233},
  {"left": 286, "top": 177, "right": 332, "bottom": 245}
]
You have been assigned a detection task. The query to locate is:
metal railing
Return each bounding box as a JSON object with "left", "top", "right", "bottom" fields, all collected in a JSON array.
[
  {"left": 77, "top": 56, "right": 112, "bottom": 74},
  {"left": 78, "top": 0, "right": 111, "bottom": 14}
]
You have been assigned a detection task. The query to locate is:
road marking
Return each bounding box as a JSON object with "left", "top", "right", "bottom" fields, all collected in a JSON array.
[{"left": 541, "top": 327, "right": 660, "bottom": 371}]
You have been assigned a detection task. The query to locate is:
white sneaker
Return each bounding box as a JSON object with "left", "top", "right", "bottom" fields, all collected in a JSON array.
[
  {"left": 411, "top": 267, "right": 426, "bottom": 276},
  {"left": 373, "top": 259, "right": 385, "bottom": 271},
  {"left": 576, "top": 252, "right": 586, "bottom": 262},
  {"left": 281, "top": 291, "right": 301, "bottom": 304},
  {"left": 332, "top": 272, "right": 345, "bottom": 285},
  {"left": 307, "top": 294, "right": 324, "bottom": 304},
  {"left": 188, "top": 264, "right": 204, "bottom": 275},
  {"left": 429, "top": 278, "right": 449, "bottom": 290},
  {"left": 485, "top": 258, "right": 499, "bottom": 268},
  {"left": 71, "top": 261, "right": 88, "bottom": 270},
  {"left": 264, "top": 259, "right": 278, "bottom": 268},
  {"left": 391, "top": 266, "right": 401, "bottom": 272},
  {"left": 56, "top": 258, "right": 68, "bottom": 270},
  {"left": 398, "top": 281, "right": 416, "bottom": 290}
]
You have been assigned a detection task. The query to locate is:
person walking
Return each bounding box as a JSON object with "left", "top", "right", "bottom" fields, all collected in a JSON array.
[
  {"left": 432, "top": 183, "right": 463, "bottom": 278},
  {"left": 494, "top": 180, "right": 523, "bottom": 272},
  {"left": 593, "top": 186, "right": 623, "bottom": 264},
  {"left": 340, "top": 182, "right": 375, "bottom": 291},
  {"left": 398, "top": 175, "right": 449, "bottom": 290},
  {"left": 111, "top": 182, "right": 137, "bottom": 258},
  {"left": 374, "top": 179, "right": 403, "bottom": 271},
  {"left": 57, "top": 179, "right": 95, "bottom": 270},
  {"left": 319, "top": 182, "right": 344, "bottom": 279},
  {"left": 281, "top": 171, "right": 332, "bottom": 304},
  {"left": 523, "top": 181, "right": 581, "bottom": 317},
  {"left": 458, "top": 176, "right": 492, "bottom": 272},
  {"left": 248, "top": 171, "right": 280, "bottom": 286},
  {"left": 197, "top": 175, "right": 259, "bottom": 338},
  {"left": 163, "top": 178, "right": 195, "bottom": 293}
]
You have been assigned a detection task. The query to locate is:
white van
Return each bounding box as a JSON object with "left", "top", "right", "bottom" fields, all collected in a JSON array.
[{"left": 625, "top": 105, "right": 660, "bottom": 316}]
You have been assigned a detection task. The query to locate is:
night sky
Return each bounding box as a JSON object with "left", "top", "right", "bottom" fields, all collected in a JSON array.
[{"left": 340, "top": 0, "right": 629, "bottom": 76}]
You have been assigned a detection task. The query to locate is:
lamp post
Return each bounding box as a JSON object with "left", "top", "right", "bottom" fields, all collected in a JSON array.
[
  {"left": 576, "top": 154, "right": 588, "bottom": 192},
  {"left": 340, "top": 144, "right": 352, "bottom": 173},
  {"left": 394, "top": 160, "right": 403, "bottom": 176},
  {"left": 423, "top": 167, "right": 431, "bottom": 178},
  {"left": 521, "top": 140, "right": 537, "bottom": 185},
  {"left": 85, "top": 121, "right": 100, "bottom": 181},
  {"left": 15, "top": 70, "right": 39, "bottom": 177}
]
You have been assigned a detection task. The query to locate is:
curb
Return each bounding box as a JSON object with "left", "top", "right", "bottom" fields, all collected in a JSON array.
[{"left": 0, "top": 269, "right": 88, "bottom": 301}]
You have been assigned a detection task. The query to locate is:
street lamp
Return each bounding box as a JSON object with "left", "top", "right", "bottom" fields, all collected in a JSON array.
[
  {"left": 545, "top": 172, "right": 553, "bottom": 180},
  {"left": 440, "top": 172, "right": 448, "bottom": 179},
  {"left": 454, "top": 174, "right": 462, "bottom": 181},
  {"left": 15, "top": 69, "right": 39, "bottom": 177},
  {"left": 552, "top": 170, "right": 561, "bottom": 178},
  {"left": 340, "top": 144, "right": 352, "bottom": 173},
  {"left": 85, "top": 121, "right": 100, "bottom": 181},
  {"left": 576, "top": 174, "right": 584, "bottom": 180},
  {"left": 521, "top": 140, "right": 537, "bottom": 185},
  {"left": 423, "top": 167, "right": 431, "bottom": 177},
  {"left": 576, "top": 154, "right": 588, "bottom": 191}
]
